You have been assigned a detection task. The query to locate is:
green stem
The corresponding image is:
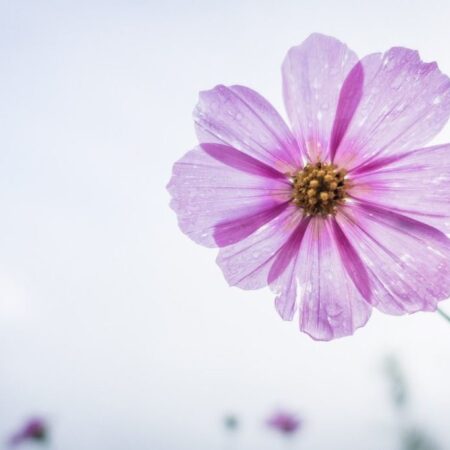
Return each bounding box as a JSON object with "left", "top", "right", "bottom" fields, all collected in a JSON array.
[{"left": 437, "top": 307, "right": 450, "bottom": 323}]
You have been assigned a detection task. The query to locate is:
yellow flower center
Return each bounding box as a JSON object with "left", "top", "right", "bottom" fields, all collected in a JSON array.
[{"left": 291, "top": 162, "right": 349, "bottom": 216}]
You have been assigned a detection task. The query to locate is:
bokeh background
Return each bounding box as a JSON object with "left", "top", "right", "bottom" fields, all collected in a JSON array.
[{"left": 1, "top": 0, "right": 450, "bottom": 448}]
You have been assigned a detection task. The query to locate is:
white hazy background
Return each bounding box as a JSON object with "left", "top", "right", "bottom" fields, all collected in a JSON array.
[{"left": 1, "top": 1, "right": 450, "bottom": 449}]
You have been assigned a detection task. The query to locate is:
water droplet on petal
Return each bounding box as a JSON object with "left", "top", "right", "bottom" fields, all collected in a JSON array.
[{"left": 433, "top": 96, "right": 442, "bottom": 105}]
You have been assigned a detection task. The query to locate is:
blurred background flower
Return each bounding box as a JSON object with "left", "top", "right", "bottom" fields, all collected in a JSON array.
[
  {"left": 8, "top": 418, "right": 48, "bottom": 447},
  {"left": 266, "top": 410, "right": 302, "bottom": 436}
]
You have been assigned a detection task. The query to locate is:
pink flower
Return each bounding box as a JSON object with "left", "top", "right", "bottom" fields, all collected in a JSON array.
[
  {"left": 168, "top": 34, "right": 450, "bottom": 340},
  {"left": 8, "top": 418, "right": 48, "bottom": 447},
  {"left": 267, "top": 411, "right": 302, "bottom": 435}
]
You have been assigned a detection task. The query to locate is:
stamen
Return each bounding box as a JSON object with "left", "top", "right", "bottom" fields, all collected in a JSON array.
[{"left": 291, "top": 162, "right": 349, "bottom": 216}]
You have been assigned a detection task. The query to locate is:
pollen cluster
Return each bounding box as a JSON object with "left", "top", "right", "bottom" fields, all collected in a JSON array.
[{"left": 291, "top": 162, "right": 349, "bottom": 216}]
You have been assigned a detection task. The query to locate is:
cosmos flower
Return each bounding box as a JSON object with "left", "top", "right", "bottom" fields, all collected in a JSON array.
[
  {"left": 168, "top": 33, "right": 450, "bottom": 340},
  {"left": 266, "top": 411, "right": 302, "bottom": 435},
  {"left": 8, "top": 418, "right": 48, "bottom": 447}
]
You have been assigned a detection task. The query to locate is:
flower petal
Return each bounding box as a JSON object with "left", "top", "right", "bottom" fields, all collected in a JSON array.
[
  {"left": 214, "top": 201, "right": 289, "bottom": 247},
  {"left": 216, "top": 205, "right": 302, "bottom": 290},
  {"left": 350, "top": 144, "right": 450, "bottom": 234},
  {"left": 282, "top": 33, "right": 359, "bottom": 162},
  {"left": 337, "top": 203, "right": 450, "bottom": 315},
  {"left": 295, "top": 217, "right": 372, "bottom": 340},
  {"left": 334, "top": 48, "right": 450, "bottom": 171},
  {"left": 167, "top": 144, "right": 292, "bottom": 247},
  {"left": 268, "top": 216, "right": 372, "bottom": 324},
  {"left": 268, "top": 217, "right": 311, "bottom": 320},
  {"left": 194, "top": 84, "right": 301, "bottom": 172},
  {"left": 329, "top": 62, "right": 365, "bottom": 161}
]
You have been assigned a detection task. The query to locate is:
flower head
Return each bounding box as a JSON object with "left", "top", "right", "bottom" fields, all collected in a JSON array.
[
  {"left": 267, "top": 411, "right": 302, "bottom": 435},
  {"left": 168, "top": 33, "right": 450, "bottom": 340},
  {"left": 8, "top": 418, "right": 48, "bottom": 447}
]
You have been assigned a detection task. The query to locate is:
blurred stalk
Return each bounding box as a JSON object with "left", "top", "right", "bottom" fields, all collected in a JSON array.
[
  {"left": 223, "top": 415, "right": 239, "bottom": 450},
  {"left": 384, "top": 355, "right": 408, "bottom": 412},
  {"left": 436, "top": 307, "right": 450, "bottom": 323},
  {"left": 384, "top": 356, "right": 440, "bottom": 450}
]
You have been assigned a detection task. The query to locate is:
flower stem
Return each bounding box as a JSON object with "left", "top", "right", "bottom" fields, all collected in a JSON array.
[{"left": 437, "top": 307, "right": 450, "bottom": 323}]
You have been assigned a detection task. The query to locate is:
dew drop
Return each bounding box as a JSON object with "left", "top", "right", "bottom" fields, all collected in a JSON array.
[{"left": 433, "top": 96, "right": 442, "bottom": 105}]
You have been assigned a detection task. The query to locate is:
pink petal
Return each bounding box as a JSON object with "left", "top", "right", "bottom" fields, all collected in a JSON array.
[
  {"left": 194, "top": 85, "right": 301, "bottom": 173},
  {"left": 268, "top": 217, "right": 372, "bottom": 325},
  {"left": 329, "top": 62, "right": 364, "bottom": 161},
  {"left": 297, "top": 218, "right": 372, "bottom": 340},
  {"left": 202, "top": 143, "right": 285, "bottom": 180},
  {"left": 282, "top": 33, "right": 359, "bottom": 162},
  {"left": 214, "top": 201, "right": 289, "bottom": 247},
  {"left": 334, "top": 48, "right": 450, "bottom": 171},
  {"left": 167, "top": 144, "right": 292, "bottom": 247},
  {"left": 268, "top": 218, "right": 311, "bottom": 284},
  {"left": 349, "top": 144, "right": 450, "bottom": 234},
  {"left": 268, "top": 218, "right": 311, "bottom": 320},
  {"left": 331, "top": 219, "right": 372, "bottom": 301},
  {"left": 216, "top": 205, "right": 302, "bottom": 290},
  {"left": 337, "top": 203, "right": 450, "bottom": 315}
]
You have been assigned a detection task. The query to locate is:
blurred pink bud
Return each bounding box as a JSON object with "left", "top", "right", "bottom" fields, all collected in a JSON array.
[
  {"left": 8, "top": 418, "right": 48, "bottom": 447},
  {"left": 267, "top": 411, "right": 302, "bottom": 435}
]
